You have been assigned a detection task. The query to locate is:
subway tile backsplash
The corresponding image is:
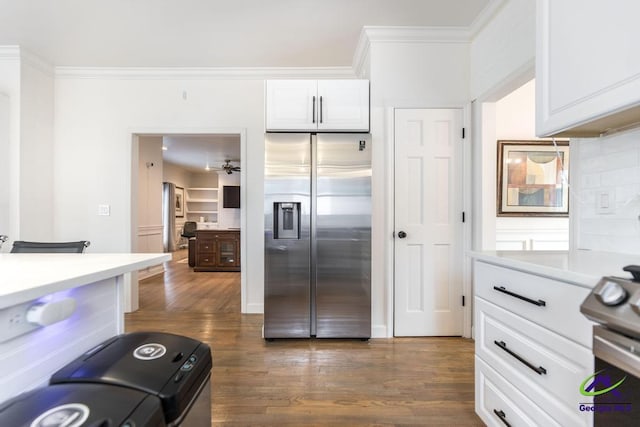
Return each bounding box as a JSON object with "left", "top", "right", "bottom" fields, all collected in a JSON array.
[{"left": 574, "top": 127, "right": 640, "bottom": 255}]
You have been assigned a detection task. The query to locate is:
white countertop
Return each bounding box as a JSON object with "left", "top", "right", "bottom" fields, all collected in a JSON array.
[
  {"left": 469, "top": 250, "right": 640, "bottom": 288},
  {"left": 0, "top": 253, "right": 171, "bottom": 308}
]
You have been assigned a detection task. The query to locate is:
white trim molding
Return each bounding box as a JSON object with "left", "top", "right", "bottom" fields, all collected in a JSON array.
[
  {"left": 0, "top": 46, "right": 20, "bottom": 60},
  {"left": 137, "top": 224, "right": 163, "bottom": 236},
  {"left": 468, "top": 0, "right": 508, "bottom": 38},
  {"left": 360, "top": 26, "right": 471, "bottom": 44},
  {"left": 55, "top": 66, "right": 356, "bottom": 80},
  {"left": 20, "top": 49, "right": 54, "bottom": 76},
  {"left": 0, "top": 46, "right": 54, "bottom": 76},
  {"left": 352, "top": 26, "right": 473, "bottom": 79}
]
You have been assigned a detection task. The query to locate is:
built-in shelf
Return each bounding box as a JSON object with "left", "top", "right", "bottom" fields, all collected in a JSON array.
[
  {"left": 186, "top": 188, "right": 218, "bottom": 223},
  {"left": 186, "top": 198, "right": 218, "bottom": 202}
]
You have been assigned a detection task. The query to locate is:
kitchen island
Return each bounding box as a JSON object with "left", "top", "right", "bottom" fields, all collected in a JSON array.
[{"left": 0, "top": 252, "right": 170, "bottom": 403}]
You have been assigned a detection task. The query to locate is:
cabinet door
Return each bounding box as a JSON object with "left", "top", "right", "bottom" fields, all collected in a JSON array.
[
  {"left": 317, "top": 80, "right": 369, "bottom": 131},
  {"left": 536, "top": 0, "right": 640, "bottom": 137},
  {"left": 265, "top": 80, "right": 317, "bottom": 131},
  {"left": 216, "top": 237, "right": 239, "bottom": 267}
]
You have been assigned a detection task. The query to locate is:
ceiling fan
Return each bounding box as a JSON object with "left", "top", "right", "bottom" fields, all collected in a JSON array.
[{"left": 221, "top": 159, "right": 241, "bottom": 174}]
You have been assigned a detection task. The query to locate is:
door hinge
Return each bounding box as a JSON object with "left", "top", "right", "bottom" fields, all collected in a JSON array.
[
  {"left": 462, "top": 128, "right": 466, "bottom": 139},
  {"left": 462, "top": 295, "right": 466, "bottom": 307},
  {"left": 462, "top": 211, "right": 466, "bottom": 223}
]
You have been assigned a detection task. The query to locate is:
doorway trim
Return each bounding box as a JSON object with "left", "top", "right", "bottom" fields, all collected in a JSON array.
[
  {"left": 129, "top": 126, "right": 248, "bottom": 312},
  {"left": 384, "top": 103, "right": 472, "bottom": 338}
]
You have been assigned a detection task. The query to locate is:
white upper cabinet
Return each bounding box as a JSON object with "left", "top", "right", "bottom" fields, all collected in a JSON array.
[
  {"left": 536, "top": 0, "right": 640, "bottom": 137},
  {"left": 265, "top": 80, "right": 317, "bottom": 131},
  {"left": 316, "top": 80, "right": 369, "bottom": 131},
  {"left": 265, "top": 79, "right": 369, "bottom": 132}
]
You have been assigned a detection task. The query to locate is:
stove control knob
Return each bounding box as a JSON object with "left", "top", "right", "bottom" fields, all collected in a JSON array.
[
  {"left": 594, "top": 280, "right": 627, "bottom": 306},
  {"left": 629, "top": 291, "right": 640, "bottom": 315}
]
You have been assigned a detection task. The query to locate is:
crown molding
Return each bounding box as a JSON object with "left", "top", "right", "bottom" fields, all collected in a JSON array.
[
  {"left": 54, "top": 66, "right": 356, "bottom": 80},
  {"left": 20, "top": 49, "right": 55, "bottom": 76},
  {"left": 352, "top": 26, "right": 472, "bottom": 78},
  {"left": 0, "top": 46, "right": 20, "bottom": 60},
  {"left": 468, "top": 0, "right": 508, "bottom": 38},
  {"left": 0, "top": 46, "right": 54, "bottom": 77},
  {"left": 352, "top": 29, "right": 371, "bottom": 77},
  {"left": 359, "top": 26, "right": 471, "bottom": 44}
]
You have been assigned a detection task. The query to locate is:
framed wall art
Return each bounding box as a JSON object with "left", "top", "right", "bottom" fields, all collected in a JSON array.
[
  {"left": 497, "top": 140, "right": 569, "bottom": 217},
  {"left": 175, "top": 186, "right": 185, "bottom": 218}
]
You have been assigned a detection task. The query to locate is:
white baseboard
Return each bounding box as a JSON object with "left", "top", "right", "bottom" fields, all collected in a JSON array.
[
  {"left": 371, "top": 324, "right": 389, "bottom": 338},
  {"left": 244, "top": 302, "right": 264, "bottom": 314}
]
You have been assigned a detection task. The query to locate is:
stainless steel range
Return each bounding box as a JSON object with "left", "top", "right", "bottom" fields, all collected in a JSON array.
[{"left": 580, "top": 265, "right": 640, "bottom": 426}]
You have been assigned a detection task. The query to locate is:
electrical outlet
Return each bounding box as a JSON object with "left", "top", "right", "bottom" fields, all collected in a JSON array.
[{"left": 0, "top": 301, "right": 41, "bottom": 343}]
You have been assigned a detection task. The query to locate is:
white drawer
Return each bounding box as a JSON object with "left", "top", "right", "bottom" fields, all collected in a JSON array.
[
  {"left": 476, "top": 297, "right": 593, "bottom": 426},
  {"left": 474, "top": 260, "right": 593, "bottom": 347},
  {"left": 476, "top": 356, "right": 561, "bottom": 427}
]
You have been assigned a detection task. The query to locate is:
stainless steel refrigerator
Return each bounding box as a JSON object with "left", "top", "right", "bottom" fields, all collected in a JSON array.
[{"left": 264, "top": 133, "right": 371, "bottom": 339}]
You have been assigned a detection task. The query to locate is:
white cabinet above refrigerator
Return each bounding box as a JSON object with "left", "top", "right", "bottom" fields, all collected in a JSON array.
[
  {"left": 536, "top": 0, "right": 640, "bottom": 137},
  {"left": 265, "top": 79, "right": 369, "bottom": 132}
]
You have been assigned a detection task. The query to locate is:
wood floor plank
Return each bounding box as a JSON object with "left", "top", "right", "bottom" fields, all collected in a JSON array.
[{"left": 125, "top": 249, "right": 483, "bottom": 426}]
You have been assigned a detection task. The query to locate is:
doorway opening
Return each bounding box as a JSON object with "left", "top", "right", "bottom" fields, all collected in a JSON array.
[
  {"left": 477, "top": 79, "right": 569, "bottom": 251},
  {"left": 131, "top": 130, "right": 247, "bottom": 313}
]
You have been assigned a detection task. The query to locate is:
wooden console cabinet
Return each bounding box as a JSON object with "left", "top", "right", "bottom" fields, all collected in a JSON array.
[{"left": 194, "top": 230, "right": 240, "bottom": 272}]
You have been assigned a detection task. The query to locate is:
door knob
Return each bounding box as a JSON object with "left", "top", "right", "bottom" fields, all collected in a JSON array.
[{"left": 398, "top": 231, "right": 407, "bottom": 239}]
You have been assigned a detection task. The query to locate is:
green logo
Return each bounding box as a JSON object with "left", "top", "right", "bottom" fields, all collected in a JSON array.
[{"left": 580, "top": 370, "right": 626, "bottom": 397}]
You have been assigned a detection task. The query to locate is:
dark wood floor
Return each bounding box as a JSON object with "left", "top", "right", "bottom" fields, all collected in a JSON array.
[{"left": 126, "top": 249, "right": 482, "bottom": 426}]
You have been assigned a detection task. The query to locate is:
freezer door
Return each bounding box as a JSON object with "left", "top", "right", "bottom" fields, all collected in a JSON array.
[
  {"left": 264, "top": 133, "right": 311, "bottom": 338},
  {"left": 315, "top": 134, "right": 371, "bottom": 338}
]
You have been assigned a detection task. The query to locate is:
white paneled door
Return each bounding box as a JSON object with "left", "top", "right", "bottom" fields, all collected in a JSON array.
[{"left": 394, "top": 109, "right": 464, "bottom": 336}]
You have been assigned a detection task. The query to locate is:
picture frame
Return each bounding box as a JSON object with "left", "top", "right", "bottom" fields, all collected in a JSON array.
[
  {"left": 175, "top": 186, "right": 185, "bottom": 218},
  {"left": 497, "top": 140, "right": 570, "bottom": 217}
]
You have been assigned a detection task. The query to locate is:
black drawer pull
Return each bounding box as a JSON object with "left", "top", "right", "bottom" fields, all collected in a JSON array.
[
  {"left": 494, "top": 340, "right": 547, "bottom": 375},
  {"left": 493, "top": 286, "right": 546, "bottom": 307},
  {"left": 493, "top": 409, "right": 512, "bottom": 427}
]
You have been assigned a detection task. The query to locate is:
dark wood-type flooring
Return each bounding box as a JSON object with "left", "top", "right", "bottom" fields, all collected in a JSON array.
[{"left": 126, "top": 249, "right": 483, "bottom": 426}]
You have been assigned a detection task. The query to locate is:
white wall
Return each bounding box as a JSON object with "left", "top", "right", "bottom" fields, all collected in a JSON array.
[
  {"left": 53, "top": 75, "right": 265, "bottom": 312},
  {"left": 0, "top": 93, "right": 10, "bottom": 244},
  {"left": 573, "top": 127, "right": 640, "bottom": 255},
  {"left": 0, "top": 48, "right": 21, "bottom": 245},
  {"left": 0, "top": 48, "right": 55, "bottom": 245},
  {"left": 470, "top": 0, "right": 535, "bottom": 100},
  {"left": 367, "top": 31, "right": 470, "bottom": 336},
  {"left": 137, "top": 136, "right": 164, "bottom": 252},
  {"left": 19, "top": 55, "right": 54, "bottom": 241},
  {"left": 163, "top": 161, "right": 192, "bottom": 190},
  {"left": 470, "top": 0, "right": 536, "bottom": 250},
  {"left": 493, "top": 79, "right": 569, "bottom": 250}
]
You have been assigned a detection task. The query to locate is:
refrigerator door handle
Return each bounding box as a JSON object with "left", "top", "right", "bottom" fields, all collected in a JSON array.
[{"left": 319, "top": 96, "right": 323, "bottom": 123}]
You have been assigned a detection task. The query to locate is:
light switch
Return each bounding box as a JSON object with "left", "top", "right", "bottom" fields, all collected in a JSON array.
[
  {"left": 597, "top": 190, "right": 615, "bottom": 214},
  {"left": 98, "top": 204, "right": 110, "bottom": 216}
]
